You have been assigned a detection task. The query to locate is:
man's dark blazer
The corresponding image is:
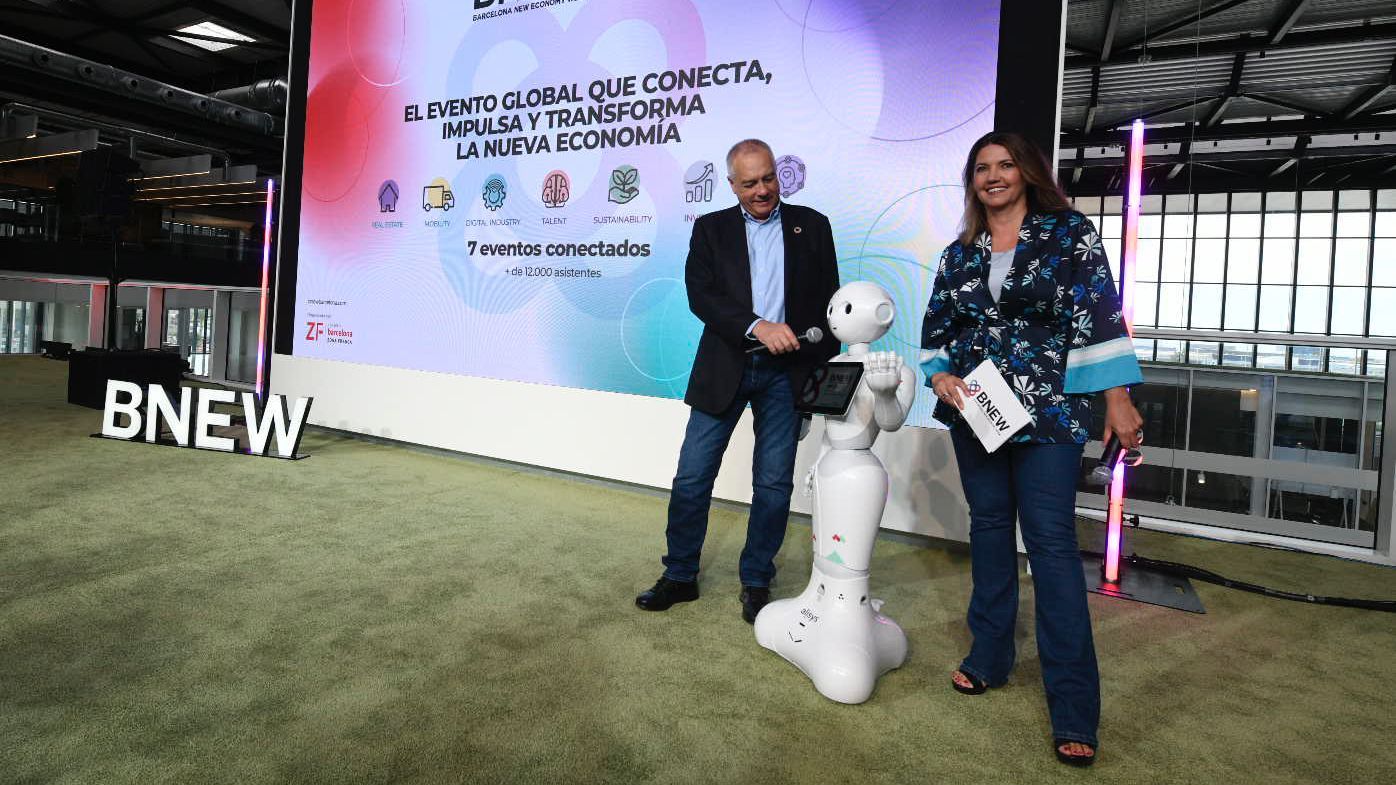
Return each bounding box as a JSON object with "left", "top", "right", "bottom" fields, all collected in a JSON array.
[{"left": 683, "top": 202, "right": 841, "bottom": 415}]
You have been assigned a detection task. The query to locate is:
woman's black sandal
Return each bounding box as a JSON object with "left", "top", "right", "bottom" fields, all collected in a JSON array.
[
  {"left": 950, "top": 669, "right": 990, "bottom": 695},
  {"left": 1054, "top": 739, "right": 1097, "bottom": 767}
]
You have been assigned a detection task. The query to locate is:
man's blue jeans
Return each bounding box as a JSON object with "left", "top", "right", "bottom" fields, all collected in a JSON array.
[
  {"left": 950, "top": 428, "right": 1099, "bottom": 747},
  {"left": 662, "top": 354, "right": 798, "bottom": 589}
]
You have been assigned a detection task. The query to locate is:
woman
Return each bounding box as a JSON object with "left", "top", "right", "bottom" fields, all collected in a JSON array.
[{"left": 920, "top": 131, "right": 1143, "bottom": 767}]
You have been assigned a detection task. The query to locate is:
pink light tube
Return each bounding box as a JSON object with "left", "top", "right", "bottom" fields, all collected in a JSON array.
[
  {"left": 1104, "top": 458, "right": 1125, "bottom": 583},
  {"left": 1104, "top": 119, "right": 1145, "bottom": 584},
  {"left": 255, "top": 178, "right": 275, "bottom": 398},
  {"left": 1120, "top": 119, "right": 1144, "bottom": 335}
]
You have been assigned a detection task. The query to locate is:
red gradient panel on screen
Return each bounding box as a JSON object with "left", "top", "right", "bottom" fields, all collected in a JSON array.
[
  {"left": 346, "top": 0, "right": 411, "bottom": 87},
  {"left": 302, "top": 0, "right": 416, "bottom": 267}
]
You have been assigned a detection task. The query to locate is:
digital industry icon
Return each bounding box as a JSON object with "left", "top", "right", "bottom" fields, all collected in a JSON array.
[{"left": 482, "top": 174, "right": 507, "bottom": 211}]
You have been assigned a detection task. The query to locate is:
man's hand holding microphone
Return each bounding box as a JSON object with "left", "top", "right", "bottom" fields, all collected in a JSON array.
[{"left": 748, "top": 320, "right": 823, "bottom": 355}]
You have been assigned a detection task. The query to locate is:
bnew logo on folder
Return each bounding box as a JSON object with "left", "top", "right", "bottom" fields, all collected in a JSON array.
[{"left": 960, "top": 359, "right": 1031, "bottom": 452}]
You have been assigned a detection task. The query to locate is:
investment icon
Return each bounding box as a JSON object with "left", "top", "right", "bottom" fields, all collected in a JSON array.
[
  {"left": 542, "top": 169, "right": 570, "bottom": 208},
  {"left": 775, "top": 155, "right": 806, "bottom": 197},
  {"left": 377, "top": 180, "right": 399, "bottom": 212},
  {"left": 684, "top": 161, "right": 714, "bottom": 203},
  {"left": 608, "top": 165, "right": 640, "bottom": 204},
  {"left": 482, "top": 174, "right": 507, "bottom": 211},
  {"left": 422, "top": 177, "right": 455, "bottom": 211}
]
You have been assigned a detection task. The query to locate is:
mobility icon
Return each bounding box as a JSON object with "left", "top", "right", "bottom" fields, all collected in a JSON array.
[{"left": 422, "top": 177, "right": 455, "bottom": 211}]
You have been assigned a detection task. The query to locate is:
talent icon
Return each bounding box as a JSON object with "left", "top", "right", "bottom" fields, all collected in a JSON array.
[
  {"left": 482, "top": 174, "right": 507, "bottom": 211},
  {"left": 775, "top": 155, "right": 806, "bottom": 197},
  {"left": 422, "top": 177, "right": 455, "bottom": 211},
  {"left": 542, "top": 169, "right": 570, "bottom": 208},
  {"left": 608, "top": 165, "right": 640, "bottom": 204},
  {"left": 377, "top": 180, "right": 399, "bottom": 212},
  {"left": 684, "top": 161, "right": 715, "bottom": 203}
]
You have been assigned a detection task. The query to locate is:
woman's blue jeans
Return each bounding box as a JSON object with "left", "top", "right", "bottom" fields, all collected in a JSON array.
[
  {"left": 950, "top": 427, "right": 1099, "bottom": 747},
  {"left": 662, "top": 354, "right": 798, "bottom": 589}
]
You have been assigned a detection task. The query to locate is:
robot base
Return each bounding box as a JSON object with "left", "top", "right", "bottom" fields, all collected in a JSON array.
[{"left": 754, "top": 557, "right": 907, "bottom": 704}]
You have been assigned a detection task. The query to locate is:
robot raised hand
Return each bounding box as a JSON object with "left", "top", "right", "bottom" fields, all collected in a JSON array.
[
  {"left": 754, "top": 281, "right": 916, "bottom": 704},
  {"left": 863, "top": 351, "right": 903, "bottom": 394}
]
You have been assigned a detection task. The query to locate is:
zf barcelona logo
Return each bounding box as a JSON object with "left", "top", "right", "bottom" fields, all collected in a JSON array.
[{"left": 305, "top": 321, "right": 324, "bottom": 341}]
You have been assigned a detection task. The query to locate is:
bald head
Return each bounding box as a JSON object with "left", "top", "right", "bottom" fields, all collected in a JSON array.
[
  {"left": 726, "top": 139, "right": 774, "bottom": 177},
  {"left": 726, "top": 139, "right": 779, "bottom": 220}
]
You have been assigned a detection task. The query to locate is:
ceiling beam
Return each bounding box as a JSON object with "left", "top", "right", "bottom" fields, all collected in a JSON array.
[
  {"left": 1100, "top": 0, "right": 1123, "bottom": 62},
  {"left": 1063, "top": 114, "right": 1396, "bottom": 147},
  {"left": 0, "top": 4, "right": 73, "bottom": 20},
  {"left": 1062, "top": 164, "right": 1396, "bottom": 196},
  {"left": 130, "top": 2, "right": 195, "bottom": 24},
  {"left": 1092, "top": 96, "right": 1216, "bottom": 132},
  {"left": 1060, "top": 140, "right": 1395, "bottom": 167},
  {"left": 1244, "top": 92, "right": 1328, "bottom": 117},
  {"left": 1108, "top": 0, "right": 1258, "bottom": 56},
  {"left": 1340, "top": 53, "right": 1396, "bottom": 119},
  {"left": 1205, "top": 50, "right": 1248, "bottom": 127},
  {"left": 1, "top": 22, "right": 209, "bottom": 77},
  {"left": 18, "top": 0, "right": 245, "bottom": 70},
  {"left": 1084, "top": 67, "right": 1101, "bottom": 134},
  {"left": 1269, "top": 0, "right": 1312, "bottom": 44},
  {"left": 1166, "top": 140, "right": 1191, "bottom": 179},
  {"left": 1065, "top": 21, "right": 1396, "bottom": 69},
  {"left": 1269, "top": 135, "right": 1311, "bottom": 177}
]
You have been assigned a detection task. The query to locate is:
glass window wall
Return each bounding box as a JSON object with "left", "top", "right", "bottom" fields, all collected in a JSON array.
[
  {"left": 164, "top": 307, "right": 213, "bottom": 376},
  {"left": 1076, "top": 363, "right": 1383, "bottom": 545},
  {"left": 1078, "top": 189, "right": 1396, "bottom": 367}
]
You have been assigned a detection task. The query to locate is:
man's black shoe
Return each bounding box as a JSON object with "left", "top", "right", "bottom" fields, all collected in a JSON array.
[
  {"left": 635, "top": 577, "right": 699, "bottom": 611},
  {"left": 740, "top": 586, "right": 771, "bottom": 624}
]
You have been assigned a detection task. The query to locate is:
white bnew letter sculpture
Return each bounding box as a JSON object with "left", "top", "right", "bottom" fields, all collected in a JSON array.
[{"left": 754, "top": 281, "right": 916, "bottom": 704}]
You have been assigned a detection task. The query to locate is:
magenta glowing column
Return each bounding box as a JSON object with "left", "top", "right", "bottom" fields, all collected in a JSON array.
[
  {"left": 1105, "top": 119, "right": 1144, "bottom": 585},
  {"left": 255, "top": 178, "right": 275, "bottom": 399}
]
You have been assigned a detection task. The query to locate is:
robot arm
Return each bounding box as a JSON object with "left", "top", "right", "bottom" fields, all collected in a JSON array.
[
  {"left": 865, "top": 352, "right": 915, "bottom": 432},
  {"left": 802, "top": 431, "right": 831, "bottom": 496}
]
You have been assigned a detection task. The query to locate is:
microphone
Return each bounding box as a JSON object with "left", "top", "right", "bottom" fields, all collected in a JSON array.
[
  {"left": 746, "top": 326, "right": 824, "bottom": 354},
  {"left": 1088, "top": 433, "right": 1144, "bottom": 485}
]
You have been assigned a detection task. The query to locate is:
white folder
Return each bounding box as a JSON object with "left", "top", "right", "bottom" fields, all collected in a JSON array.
[{"left": 958, "top": 359, "right": 1031, "bottom": 452}]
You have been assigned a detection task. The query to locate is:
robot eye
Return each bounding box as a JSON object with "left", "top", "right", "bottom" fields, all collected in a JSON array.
[
  {"left": 827, "top": 305, "right": 832, "bottom": 316},
  {"left": 844, "top": 303, "right": 852, "bottom": 315}
]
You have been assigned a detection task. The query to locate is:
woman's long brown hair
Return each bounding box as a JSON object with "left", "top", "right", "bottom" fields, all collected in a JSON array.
[{"left": 958, "top": 131, "right": 1072, "bottom": 244}]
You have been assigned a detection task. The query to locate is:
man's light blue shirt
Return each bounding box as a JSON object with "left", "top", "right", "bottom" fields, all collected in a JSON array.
[{"left": 743, "top": 204, "right": 785, "bottom": 337}]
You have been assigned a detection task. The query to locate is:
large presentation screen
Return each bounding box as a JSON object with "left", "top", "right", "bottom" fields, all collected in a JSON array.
[{"left": 290, "top": 0, "right": 1004, "bottom": 426}]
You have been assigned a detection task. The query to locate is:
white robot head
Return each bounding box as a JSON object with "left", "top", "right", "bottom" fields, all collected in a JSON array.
[{"left": 826, "top": 281, "right": 895, "bottom": 345}]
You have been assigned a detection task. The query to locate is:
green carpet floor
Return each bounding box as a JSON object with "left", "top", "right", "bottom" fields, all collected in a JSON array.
[{"left": 3, "top": 355, "right": 1395, "bottom": 784}]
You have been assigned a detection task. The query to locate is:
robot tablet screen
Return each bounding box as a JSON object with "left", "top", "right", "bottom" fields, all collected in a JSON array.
[{"left": 796, "top": 361, "right": 865, "bottom": 416}]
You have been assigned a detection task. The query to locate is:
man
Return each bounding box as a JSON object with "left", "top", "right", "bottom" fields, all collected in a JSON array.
[{"left": 635, "top": 139, "right": 840, "bottom": 623}]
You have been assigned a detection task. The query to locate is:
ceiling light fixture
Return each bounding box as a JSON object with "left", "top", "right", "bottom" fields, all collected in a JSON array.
[
  {"left": 172, "top": 21, "right": 255, "bottom": 52},
  {"left": 0, "top": 129, "right": 99, "bottom": 165}
]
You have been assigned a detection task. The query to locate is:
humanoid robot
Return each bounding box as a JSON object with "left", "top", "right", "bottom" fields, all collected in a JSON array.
[{"left": 754, "top": 281, "right": 917, "bottom": 704}]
